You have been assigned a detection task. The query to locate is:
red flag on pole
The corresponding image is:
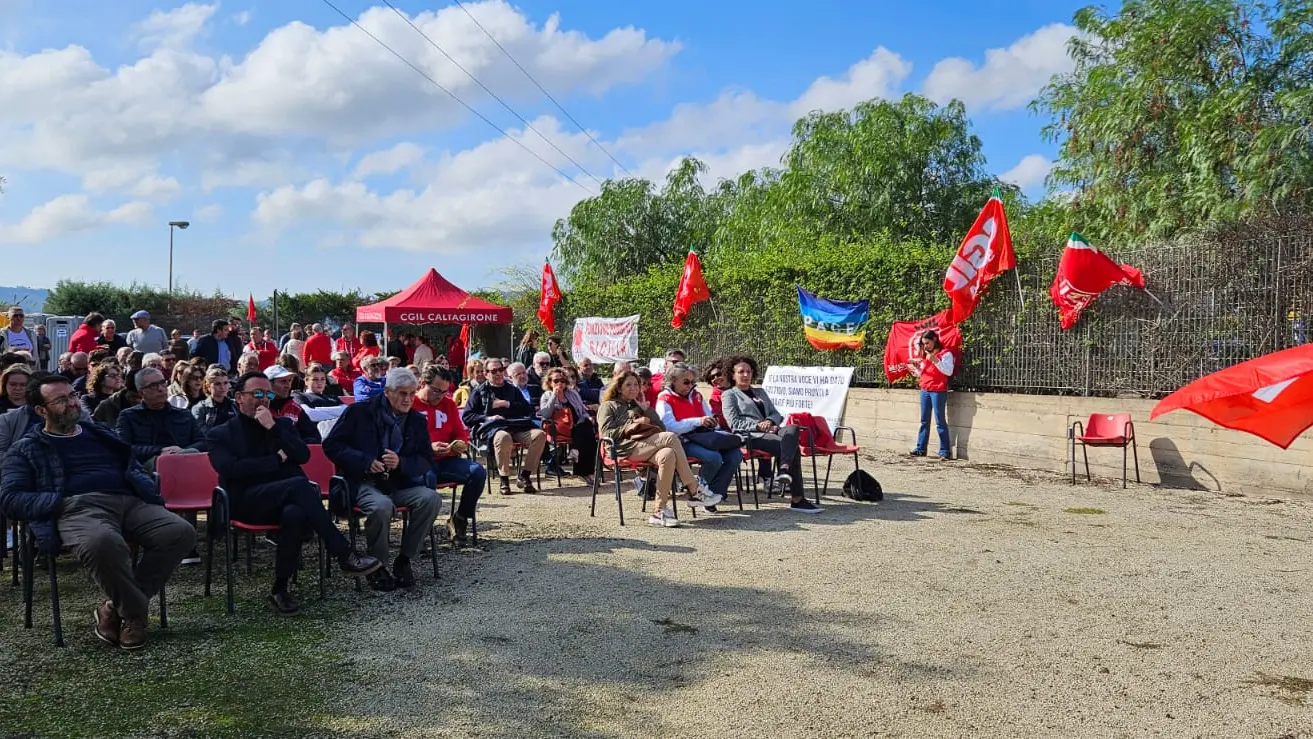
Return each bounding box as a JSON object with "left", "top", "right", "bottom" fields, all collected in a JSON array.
[
  {"left": 943, "top": 196, "right": 1015, "bottom": 323},
  {"left": 1049, "top": 233, "right": 1145, "bottom": 330},
  {"left": 883, "top": 310, "right": 962, "bottom": 383},
  {"left": 459, "top": 322, "right": 470, "bottom": 347},
  {"left": 247, "top": 294, "right": 257, "bottom": 324},
  {"left": 537, "top": 261, "right": 561, "bottom": 334},
  {"left": 671, "top": 251, "right": 710, "bottom": 329}
]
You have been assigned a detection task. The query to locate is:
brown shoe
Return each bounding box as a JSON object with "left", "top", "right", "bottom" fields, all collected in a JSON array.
[
  {"left": 93, "top": 600, "right": 120, "bottom": 646},
  {"left": 338, "top": 552, "right": 383, "bottom": 576},
  {"left": 118, "top": 617, "right": 148, "bottom": 650}
]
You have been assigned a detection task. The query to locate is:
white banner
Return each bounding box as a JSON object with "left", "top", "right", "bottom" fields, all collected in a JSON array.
[
  {"left": 572, "top": 315, "right": 641, "bottom": 363},
  {"left": 762, "top": 365, "right": 855, "bottom": 432}
]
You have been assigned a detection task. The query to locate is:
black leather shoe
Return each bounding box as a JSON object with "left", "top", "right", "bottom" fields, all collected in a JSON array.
[
  {"left": 393, "top": 557, "right": 416, "bottom": 589},
  {"left": 447, "top": 515, "right": 469, "bottom": 547},
  {"left": 339, "top": 552, "right": 383, "bottom": 576},
  {"left": 268, "top": 589, "right": 300, "bottom": 615},
  {"left": 368, "top": 567, "right": 397, "bottom": 592}
]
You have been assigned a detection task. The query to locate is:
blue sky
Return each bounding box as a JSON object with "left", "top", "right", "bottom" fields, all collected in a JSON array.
[{"left": 0, "top": 0, "right": 1088, "bottom": 299}]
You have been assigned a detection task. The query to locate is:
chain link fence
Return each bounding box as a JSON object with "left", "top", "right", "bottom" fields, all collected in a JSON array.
[{"left": 669, "top": 221, "right": 1313, "bottom": 397}]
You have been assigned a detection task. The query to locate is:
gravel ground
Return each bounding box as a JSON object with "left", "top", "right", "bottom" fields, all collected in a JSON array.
[{"left": 328, "top": 452, "right": 1313, "bottom": 739}]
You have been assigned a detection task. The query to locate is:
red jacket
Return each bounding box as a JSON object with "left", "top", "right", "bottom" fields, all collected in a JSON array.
[
  {"left": 302, "top": 332, "right": 332, "bottom": 367},
  {"left": 918, "top": 349, "right": 957, "bottom": 393},
  {"left": 335, "top": 336, "right": 360, "bottom": 356},
  {"left": 246, "top": 340, "right": 278, "bottom": 370},
  {"left": 68, "top": 324, "right": 99, "bottom": 354},
  {"left": 352, "top": 345, "right": 380, "bottom": 371},
  {"left": 412, "top": 394, "right": 469, "bottom": 456},
  {"left": 330, "top": 366, "right": 360, "bottom": 392}
]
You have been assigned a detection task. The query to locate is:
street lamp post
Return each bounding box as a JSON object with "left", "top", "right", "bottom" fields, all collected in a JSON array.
[{"left": 167, "top": 220, "right": 190, "bottom": 310}]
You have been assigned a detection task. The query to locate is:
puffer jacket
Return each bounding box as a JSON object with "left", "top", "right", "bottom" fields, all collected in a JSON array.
[
  {"left": 91, "top": 388, "right": 136, "bottom": 428},
  {"left": 115, "top": 403, "right": 208, "bottom": 461},
  {"left": 0, "top": 405, "right": 93, "bottom": 463},
  {"left": 0, "top": 422, "right": 161, "bottom": 551}
]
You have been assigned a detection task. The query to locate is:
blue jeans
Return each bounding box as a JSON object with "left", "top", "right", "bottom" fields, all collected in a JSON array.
[
  {"left": 432, "top": 456, "right": 486, "bottom": 519},
  {"left": 915, "top": 390, "right": 951, "bottom": 458},
  {"left": 680, "top": 441, "right": 744, "bottom": 498}
]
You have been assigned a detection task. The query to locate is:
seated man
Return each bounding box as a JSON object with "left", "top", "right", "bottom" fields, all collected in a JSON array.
[
  {"left": 115, "top": 368, "right": 208, "bottom": 472},
  {"left": 208, "top": 372, "right": 381, "bottom": 614},
  {"left": 412, "top": 366, "right": 484, "bottom": 547},
  {"left": 462, "top": 358, "right": 546, "bottom": 495},
  {"left": 324, "top": 368, "right": 440, "bottom": 592},
  {"left": 0, "top": 375, "right": 195, "bottom": 650},
  {"left": 264, "top": 365, "right": 322, "bottom": 444}
]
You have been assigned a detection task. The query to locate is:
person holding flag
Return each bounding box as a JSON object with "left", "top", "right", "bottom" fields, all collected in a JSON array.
[{"left": 909, "top": 330, "right": 956, "bottom": 460}]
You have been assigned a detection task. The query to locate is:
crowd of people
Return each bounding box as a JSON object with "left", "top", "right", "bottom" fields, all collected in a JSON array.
[{"left": 0, "top": 308, "right": 873, "bottom": 651}]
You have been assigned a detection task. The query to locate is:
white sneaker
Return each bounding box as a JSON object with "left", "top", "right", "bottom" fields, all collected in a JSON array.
[
  {"left": 774, "top": 469, "right": 793, "bottom": 487},
  {"left": 687, "top": 488, "right": 724, "bottom": 509},
  {"left": 647, "top": 509, "right": 681, "bottom": 528}
]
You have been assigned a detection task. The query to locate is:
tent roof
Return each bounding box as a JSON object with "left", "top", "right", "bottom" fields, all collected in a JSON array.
[{"left": 355, "top": 268, "right": 512, "bottom": 325}]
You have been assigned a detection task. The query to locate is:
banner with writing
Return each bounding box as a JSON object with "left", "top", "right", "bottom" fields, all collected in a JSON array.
[
  {"left": 762, "top": 365, "right": 855, "bottom": 432},
  {"left": 571, "top": 315, "right": 641, "bottom": 363}
]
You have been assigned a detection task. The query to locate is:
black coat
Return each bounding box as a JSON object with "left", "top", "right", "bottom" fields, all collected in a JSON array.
[
  {"left": 322, "top": 394, "right": 431, "bottom": 501},
  {"left": 115, "top": 403, "right": 208, "bottom": 461},
  {"left": 461, "top": 380, "right": 537, "bottom": 444},
  {"left": 207, "top": 414, "right": 309, "bottom": 502}
]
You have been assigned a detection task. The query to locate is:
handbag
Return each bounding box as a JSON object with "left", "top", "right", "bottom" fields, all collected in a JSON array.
[{"left": 684, "top": 429, "right": 744, "bottom": 451}]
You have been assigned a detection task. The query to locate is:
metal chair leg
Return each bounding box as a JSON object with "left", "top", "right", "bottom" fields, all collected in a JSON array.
[
  {"left": 613, "top": 464, "right": 625, "bottom": 526},
  {"left": 225, "top": 527, "right": 236, "bottom": 615},
  {"left": 158, "top": 583, "right": 169, "bottom": 629},
  {"left": 318, "top": 538, "right": 327, "bottom": 601},
  {"left": 47, "top": 551, "right": 63, "bottom": 647},
  {"left": 22, "top": 528, "right": 34, "bottom": 629},
  {"left": 429, "top": 527, "right": 439, "bottom": 579},
  {"left": 1131, "top": 438, "right": 1141, "bottom": 483},
  {"left": 203, "top": 525, "right": 215, "bottom": 597}
]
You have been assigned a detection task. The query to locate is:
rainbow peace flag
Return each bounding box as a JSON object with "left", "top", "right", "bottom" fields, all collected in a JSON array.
[{"left": 797, "top": 285, "right": 868, "bottom": 351}]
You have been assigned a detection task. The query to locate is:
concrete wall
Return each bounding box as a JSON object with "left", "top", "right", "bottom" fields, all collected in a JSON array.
[{"left": 839, "top": 388, "right": 1313, "bottom": 498}]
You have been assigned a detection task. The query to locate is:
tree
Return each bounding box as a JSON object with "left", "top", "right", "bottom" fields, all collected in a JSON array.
[{"left": 1034, "top": 0, "right": 1313, "bottom": 240}]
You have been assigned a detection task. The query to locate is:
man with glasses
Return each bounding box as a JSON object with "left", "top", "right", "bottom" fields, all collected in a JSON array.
[
  {"left": 413, "top": 366, "right": 483, "bottom": 547},
  {"left": 462, "top": 359, "right": 546, "bottom": 495},
  {"left": 324, "top": 368, "right": 440, "bottom": 591},
  {"left": 208, "top": 372, "right": 382, "bottom": 614},
  {"left": 0, "top": 374, "right": 196, "bottom": 649},
  {"left": 116, "top": 368, "right": 208, "bottom": 472},
  {"left": 1, "top": 307, "right": 37, "bottom": 355}
]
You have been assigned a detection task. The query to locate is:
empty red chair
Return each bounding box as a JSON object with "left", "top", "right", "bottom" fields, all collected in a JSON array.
[
  {"left": 1070, "top": 413, "right": 1140, "bottom": 489},
  {"left": 303, "top": 444, "right": 336, "bottom": 500},
  {"left": 786, "top": 412, "right": 861, "bottom": 500}
]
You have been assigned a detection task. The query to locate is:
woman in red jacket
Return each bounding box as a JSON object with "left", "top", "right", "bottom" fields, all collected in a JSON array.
[
  {"left": 353, "top": 330, "right": 381, "bottom": 371},
  {"left": 910, "top": 330, "right": 956, "bottom": 460}
]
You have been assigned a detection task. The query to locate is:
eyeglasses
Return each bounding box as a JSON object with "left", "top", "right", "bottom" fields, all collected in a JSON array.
[
  {"left": 104, "top": 372, "right": 122, "bottom": 380},
  {"left": 487, "top": 367, "right": 504, "bottom": 373},
  {"left": 140, "top": 380, "right": 168, "bottom": 391},
  {"left": 241, "top": 390, "right": 275, "bottom": 400},
  {"left": 676, "top": 379, "right": 694, "bottom": 386},
  {"left": 551, "top": 378, "right": 568, "bottom": 384},
  {"left": 44, "top": 394, "right": 77, "bottom": 408}
]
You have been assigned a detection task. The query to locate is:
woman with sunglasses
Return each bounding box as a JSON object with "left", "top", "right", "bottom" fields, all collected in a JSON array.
[
  {"left": 657, "top": 362, "right": 743, "bottom": 509},
  {"left": 538, "top": 367, "right": 596, "bottom": 485},
  {"left": 80, "top": 361, "right": 125, "bottom": 417},
  {"left": 168, "top": 361, "right": 207, "bottom": 410}
]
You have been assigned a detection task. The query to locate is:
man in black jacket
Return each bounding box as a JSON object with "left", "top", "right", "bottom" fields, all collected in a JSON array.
[
  {"left": 115, "top": 368, "right": 207, "bottom": 471},
  {"left": 207, "top": 372, "right": 381, "bottom": 614},
  {"left": 461, "top": 358, "right": 546, "bottom": 495},
  {"left": 0, "top": 374, "right": 195, "bottom": 649},
  {"left": 323, "top": 368, "right": 440, "bottom": 592},
  {"left": 192, "top": 319, "right": 235, "bottom": 372}
]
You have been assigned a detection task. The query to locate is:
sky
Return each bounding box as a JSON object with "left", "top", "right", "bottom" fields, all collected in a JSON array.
[{"left": 0, "top": 0, "right": 1090, "bottom": 299}]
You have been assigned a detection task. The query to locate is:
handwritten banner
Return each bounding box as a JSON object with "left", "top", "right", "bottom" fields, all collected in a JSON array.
[
  {"left": 762, "top": 365, "right": 855, "bottom": 432},
  {"left": 572, "top": 315, "right": 641, "bottom": 363}
]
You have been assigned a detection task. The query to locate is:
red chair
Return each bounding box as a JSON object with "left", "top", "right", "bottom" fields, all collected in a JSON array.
[
  {"left": 1070, "top": 413, "right": 1140, "bottom": 489},
  {"left": 340, "top": 396, "right": 356, "bottom": 405},
  {"left": 303, "top": 444, "right": 336, "bottom": 501},
  {"left": 787, "top": 413, "right": 861, "bottom": 500},
  {"left": 590, "top": 437, "right": 687, "bottom": 525}
]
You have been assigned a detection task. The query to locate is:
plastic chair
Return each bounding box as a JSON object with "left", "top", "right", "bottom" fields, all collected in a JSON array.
[
  {"left": 340, "top": 396, "right": 356, "bottom": 405},
  {"left": 591, "top": 437, "right": 690, "bottom": 525},
  {"left": 788, "top": 413, "right": 861, "bottom": 500},
  {"left": 1069, "top": 413, "right": 1140, "bottom": 489}
]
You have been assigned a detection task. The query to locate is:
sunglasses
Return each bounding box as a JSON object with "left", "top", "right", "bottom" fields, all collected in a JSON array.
[
  {"left": 487, "top": 367, "right": 505, "bottom": 373},
  {"left": 551, "top": 378, "right": 568, "bottom": 384},
  {"left": 709, "top": 373, "right": 723, "bottom": 380},
  {"left": 140, "top": 380, "right": 168, "bottom": 391},
  {"left": 242, "top": 390, "right": 276, "bottom": 400}
]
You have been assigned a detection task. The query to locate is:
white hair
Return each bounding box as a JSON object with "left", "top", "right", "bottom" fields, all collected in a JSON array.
[
  {"left": 533, "top": 351, "right": 551, "bottom": 364},
  {"left": 385, "top": 367, "right": 418, "bottom": 390},
  {"left": 507, "top": 362, "right": 527, "bottom": 375}
]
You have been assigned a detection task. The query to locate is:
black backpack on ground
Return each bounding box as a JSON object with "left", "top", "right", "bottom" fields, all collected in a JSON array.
[{"left": 842, "top": 470, "right": 883, "bottom": 502}]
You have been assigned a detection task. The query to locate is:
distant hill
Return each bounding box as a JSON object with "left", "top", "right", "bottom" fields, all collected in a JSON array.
[{"left": 0, "top": 286, "right": 49, "bottom": 313}]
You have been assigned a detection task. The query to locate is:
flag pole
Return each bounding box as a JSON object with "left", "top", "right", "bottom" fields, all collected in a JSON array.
[
  {"left": 1143, "top": 288, "right": 1165, "bottom": 307},
  {"left": 993, "top": 187, "right": 1027, "bottom": 312}
]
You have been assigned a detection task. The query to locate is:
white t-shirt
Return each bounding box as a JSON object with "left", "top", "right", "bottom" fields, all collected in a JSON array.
[{"left": 5, "top": 329, "right": 33, "bottom": 351}]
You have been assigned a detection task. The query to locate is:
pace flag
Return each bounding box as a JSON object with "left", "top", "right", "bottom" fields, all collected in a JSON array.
[
  {"left": 943, "top": 196, "right": 1015, "bottom": 322},
  {"left": 883, "top": 310, "right": 962, "bottom": 383},
  {"left": 797, "top": 286, "right": 868, "bottom": 350},
  {"left": 1049, "top": 233, "right": 1145, "bottom": 330},
  {"left": 537, "top": 261, "right": 561, "bottom": 334},
  {"left": 671, "top": 251, "right": 710, "bottom": 329}
]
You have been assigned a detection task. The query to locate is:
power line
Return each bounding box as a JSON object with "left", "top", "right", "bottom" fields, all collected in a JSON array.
[
  {"left": 318, "top": 0, "right": 595, "bottom": 196},
  {"left": 380, "top": 0, "right": 605, "bottom": 189},
  {"left": 451, "top": 0, "right": 633, "bottom": 178}
]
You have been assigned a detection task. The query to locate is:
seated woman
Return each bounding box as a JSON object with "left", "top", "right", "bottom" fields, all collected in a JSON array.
[
  {"left": 167, "top": 361, "right": 206, "bottom": 410},
  {"left": 80, "top": 360, "right": 125, "bottom": 417},
  {"left": 656, "top": 362, "right": 743, "bottom": 508},
  {"left": 538, "top": 367, "right": 597, "bottom": 486},
  {"left": 596, "top": 371, "right": 722, "bottom": 528},
  {"left": 353, "top": 356, "right": 389, "bottom": 401},
  {"left": 0, "top": 363, "right": 30, "bottom": 413},
  {"left": 452, "top": 358, "right": 484, "bottom": 409},
  {"left": 705, "top": 356, "right": 770, "bottom": 484},
  {"left": 329, "top": 351, "right": 360, "bottom": 394},
  {"left": 721, "top": 355, "right": 822, "bottom": 514},
  {"left": 293, "top": 366, "right": 343, "bottom": 408},
  {"left": 192, "top": 366, "right": 236, "bottom": 430}
]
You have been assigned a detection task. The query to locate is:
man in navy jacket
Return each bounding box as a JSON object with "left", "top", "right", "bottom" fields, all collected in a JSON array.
[
  {"left": 324, "top": 368, "right": 439, "bottom": 592},
  {"left": 0, "top": 374, "right": 194, "bottom": 650}
]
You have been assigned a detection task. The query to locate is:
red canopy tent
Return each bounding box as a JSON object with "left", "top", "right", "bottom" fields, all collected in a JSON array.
[{"left": 356, "top": 268, "right": 512, "bottom": 325}]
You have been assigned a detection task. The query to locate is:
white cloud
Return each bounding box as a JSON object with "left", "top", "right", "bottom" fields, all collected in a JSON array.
[
  {"left": 233, "top": 10, "right": 252, "bottom": 26},
  {"left": 0, "top": 194, "right": 154, "bottom": 244},
  {"left": 922, "top": 23, "right": 1076, "bottom": 111},
  {"left": 353, "top": 142, "right": 427, "bottom": 179},
  {"left": 131, "top": 175, "right": 182, "bottom": 201},
  {"left": 999, "top": 154, "right": 1052, "bottom": 190},
  {"left": 135, "top": 2, "right": 218, "bottom": 50},
  {"left": 790, "top": 47, "right": 912, "bottom": 117},
  {"left": 194, "top": 203, "right": 224, "bottom": 222}
]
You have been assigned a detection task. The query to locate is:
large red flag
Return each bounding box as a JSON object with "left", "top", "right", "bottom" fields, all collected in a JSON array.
[
  {"left": 247, "top": 294, "right": 257, "bottom": 323},
  {"left": 943, "top": 196, "right": 1015, "bottom": 323},
  {"left": 537, "top": 261, "right": 561, "bottom": 334},
  {"left": 883, "top": 310, "right": 962, "bottom": 383},
  {"left": 1049, "top": 233, "right": 1145, "bottom": 330},
  {"left": 671, "top": 251, "right": 710, "bottom": 329}
]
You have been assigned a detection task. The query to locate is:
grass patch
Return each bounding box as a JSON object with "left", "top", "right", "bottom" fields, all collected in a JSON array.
[
  {"left": 0, "top": 554, "right": 359, "bottom": 738},
  {"left": 1063, "top": 507, "right": 1106, "bottom": 515},
  {"left": 652, "top": 618, "right": 697, "bottom": 635}
]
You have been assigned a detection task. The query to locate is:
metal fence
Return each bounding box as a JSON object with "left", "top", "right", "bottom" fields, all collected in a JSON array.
[{"left": 672, "top": 223, "right": 1313, "bottom": 397}]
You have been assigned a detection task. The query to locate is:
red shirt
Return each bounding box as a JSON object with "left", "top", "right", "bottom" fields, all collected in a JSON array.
[
  {"left": 353, "top": 345, "right": 380, "bottom": 371},
  {"left": 335, "top": 336, "right": 361, "bottom": 356},
  {"left": 330, "top": 366, "right": 360, "bottom": 392},
  {"left": 68, "top": 323, "right": 99, "bottom": 354},
  {"left": 918, "top": 349, "right": 957, "bottom": 393},
  {"left": 412, "top": 394, "right": 469, "bottom": 456},
  {"left": 446, "top": 338, "right": 465, "bottom": 370},
  {"left": 246, "top": 340, "right": 278, "bottom": 370},
  {"left": 302, "top": 332, "right": 332, "bottom": 367},
  {"left": 708, "top": 386, "right": 728, "bottom": 430}
]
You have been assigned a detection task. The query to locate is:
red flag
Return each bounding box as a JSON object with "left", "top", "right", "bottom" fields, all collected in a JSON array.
[
  {"left": 459, "top": 322, "right": 470, "bottom": 347},
  {"left": 537, "top": 261, "right": 561, "bottom": 334},
  {"left": 943, "top": 196, "right": 1015, "bottom": 323},
  {"left": 247, "top": 294, "right": 257, "bottom": 324},
  {"left": 883, "top": 310, "right": 963, "bottom": 383},
  {"left": 671, "top": 251, "right": 710, "bottom": 329},
  {"left": 1049, "top": 233, "right": 1145, "bottom": 330}
]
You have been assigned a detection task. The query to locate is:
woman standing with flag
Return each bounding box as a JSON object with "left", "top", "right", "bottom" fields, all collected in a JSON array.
[{"left": 910, "top": 331, "right": 956, "bottom": 460}]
